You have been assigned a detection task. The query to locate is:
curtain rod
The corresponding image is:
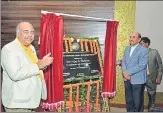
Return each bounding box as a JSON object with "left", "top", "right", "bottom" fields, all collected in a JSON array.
[{"left": 41, "top": 10, "right": 117, "bottom": 21}]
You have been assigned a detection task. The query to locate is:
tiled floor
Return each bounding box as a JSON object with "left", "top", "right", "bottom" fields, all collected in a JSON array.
[
  {"left": 110, "top": 107, "right": 126, "bottom": 112},
  {"left": 110, "top": 107, "right": 148, "bottom": 112}
]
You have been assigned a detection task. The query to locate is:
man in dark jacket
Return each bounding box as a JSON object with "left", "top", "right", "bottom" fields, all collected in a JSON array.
[{"left": 140, "top": 37, "right": 163, "bottom": 111}]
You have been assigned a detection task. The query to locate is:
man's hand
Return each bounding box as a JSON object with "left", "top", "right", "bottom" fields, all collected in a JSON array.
[
  {"left": 156, "top": 78, "right": 161, "bottom": 84},
  {"left": 43, "top": 53, "right": 52, "bottom": 59},
  {"left": 37, "top": 53, "right": 54, "bottom": 70},
  {"left": 123, "top": 72, "right": 131, "bottom": 80}
]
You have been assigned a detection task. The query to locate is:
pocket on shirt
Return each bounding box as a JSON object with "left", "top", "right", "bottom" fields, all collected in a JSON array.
[{"left": 12, "top": 81, "right": 32, "bottom": 103}]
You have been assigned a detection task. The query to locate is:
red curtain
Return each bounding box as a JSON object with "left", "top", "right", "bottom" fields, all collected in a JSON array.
[
  {"left": 102, "top": 21, "right": 119, "bottom": 98},
  {"left": 39, "top": 13, "right": 64, "bottom": 110}
]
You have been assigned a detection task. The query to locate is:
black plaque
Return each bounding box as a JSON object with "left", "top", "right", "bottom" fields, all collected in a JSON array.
[{"left": 63, "top": 39, "right": 102, "bottom": 80}]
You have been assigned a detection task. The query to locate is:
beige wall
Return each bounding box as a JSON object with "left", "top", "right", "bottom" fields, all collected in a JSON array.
[{"left": 135, "top": 1, "right": 163, "bottom": 92}]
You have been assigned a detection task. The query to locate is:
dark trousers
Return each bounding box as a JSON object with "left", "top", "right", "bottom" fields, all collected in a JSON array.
[
  {"left": 146, "top": 83, "right": 156, "bottom": 111},
  {"left": 124, "top": 80, "right": 145, "bottom": 112}
]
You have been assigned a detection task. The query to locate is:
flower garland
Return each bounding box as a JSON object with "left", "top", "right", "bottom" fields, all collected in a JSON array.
[
  {"left": 69, "top": 38, "right": 73, "bottom": 52},
  {"left": 63, "top": 88, "right": 68, "bottom": 112},
  {"left": 80, "top": 40, "right": 84, "bottom": 51},
  {"left": 92, "top": 41, "right": 97, "bottom": 54},
  {"left": 89, "top": 40, "right": 93, "bottom": 53},
  {"left": 84, "top": 40, "right": 89, "bottom": 52},
  {"left": 64, "top": 39, "right": 69, "bottom": 52},
  {"left": 72, "top": 87, "right": 76, "bottom": 111},
  {"left": 95, "top": 41, "right": 104, "bottom": 74}
]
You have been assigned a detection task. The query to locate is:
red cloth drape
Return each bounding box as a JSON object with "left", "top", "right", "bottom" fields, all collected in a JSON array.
[
  {"left": 39, "top": 13, "right": 64, "bottom": 110},
  {"left": 102, "top": 21, "right": 119, "bottom": 98}
]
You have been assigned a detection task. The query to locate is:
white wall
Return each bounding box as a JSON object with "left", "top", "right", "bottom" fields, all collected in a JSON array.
[{"left": 135, "top": 1, "right": 163, "bottom": 92}]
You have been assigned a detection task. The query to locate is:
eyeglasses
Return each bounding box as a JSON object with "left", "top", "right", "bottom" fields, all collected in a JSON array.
[{"left": 23, "top": 30, "right": 34, "bottom": 35}]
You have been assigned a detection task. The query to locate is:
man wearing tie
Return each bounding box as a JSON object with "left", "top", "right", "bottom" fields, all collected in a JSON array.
[
  {"left": 122, "top": 32, "right": 149, "bottom": 112},
  {"left": 140, "top": 37, "right": 163, "bottom": 111}
]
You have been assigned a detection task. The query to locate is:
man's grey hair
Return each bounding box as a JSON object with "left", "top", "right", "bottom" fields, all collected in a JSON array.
[{"left": 16, "top": 22, "right": 32, "bottom": 35}]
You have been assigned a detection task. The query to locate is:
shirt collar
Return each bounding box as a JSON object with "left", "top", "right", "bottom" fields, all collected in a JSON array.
[
  {"left": 131, "top": 43, "right": 139, "bottom": 48},
  {"left": 16, "top": 37, "right": 31, "bottom": 51}
]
